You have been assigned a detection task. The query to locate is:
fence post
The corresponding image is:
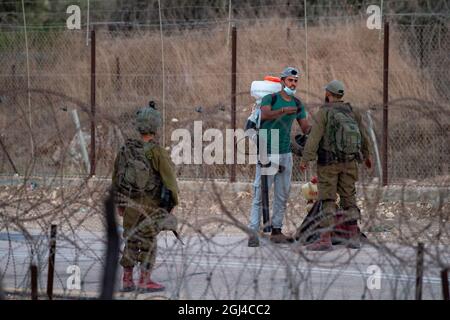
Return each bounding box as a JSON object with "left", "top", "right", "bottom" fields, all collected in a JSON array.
[
  {"left": 11, "top": 64, "right": 16, "bottom": 91},
  {"left": 99, "top": 188, "right": 120, "bottom": 300},
  {"left": 230, "top": 24, "right": 237, "bottom": 183},
  {"left": 442, "top": 268, "right": 449, "bottom": 300},
  {"left": 366, "top": 111, "right": 382, "bottom": 182},
  {"left": 71, "top": 109, "right": 91, "bottom": 174},
  {"left": 30, "top": 264, "right": 38, "bottom": 300},
  {"left": 90, "top": 28, "right": 96, "bottom": 177},
  {"left": 115, "top": 56, "right": 121, "bottom": 93},
  {"left": 415, "top": 242, "right": 424, "bottom": 300},
  {"left": 382, "top": 21, "right": 389, "bottom": 186},
  {"left": 46, "top": 224, "right": 57, "bottom": 300}
]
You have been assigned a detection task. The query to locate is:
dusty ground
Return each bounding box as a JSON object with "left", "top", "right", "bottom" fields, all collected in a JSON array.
[{"left": 0, "top": 179, "right": 448, "bottom": 246}]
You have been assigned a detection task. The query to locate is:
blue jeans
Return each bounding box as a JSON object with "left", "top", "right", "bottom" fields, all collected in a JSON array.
[{"left": 248, "top": 153, "right": 293, "bottom": 231}]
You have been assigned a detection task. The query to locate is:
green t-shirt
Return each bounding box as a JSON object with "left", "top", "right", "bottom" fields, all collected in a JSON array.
[{"left": 260, "top": 92, "right": 307, "bottom": 154}]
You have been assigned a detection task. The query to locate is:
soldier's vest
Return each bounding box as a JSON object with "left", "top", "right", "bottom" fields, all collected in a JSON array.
[
  {"left": 114, "top": 139, "right": 162, "bottom": 199},
  {"left": 318, "top": 103, "right": 362, "bottom": 164}
]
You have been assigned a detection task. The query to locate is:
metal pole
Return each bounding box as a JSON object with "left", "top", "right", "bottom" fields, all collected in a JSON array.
[
  {"left": 261, "top": 169, "right": 271, "bottom": 233},
  {"left": 90, "top": 28, "right": 96, "bottom": 177},
  {"left": 415, "top": 242, "right": 424, "bottom": 300},
  {"left": 230, "top": 24, "right": 237, "bottom": 183},
  {"left": 99, "top": 188, "right": 120, "bottom": 300},
  {"left": 116, "top": 56, "right": 121, "bottom": 92},
  {"left": 442, "top": 268, "right": 449, "bottom": 300},
  {"left": 382, "top": 21, "right": 389, "bottom": 186},
  {"left": 71, "top": 109, "right": 91, "bottom": 174},
  {"left": 366, "top": 111, "right": 382, "bottom": 182},
  {"left": 46, "top": 224, "right": 57, "bottom": 300},
  {"left": 11, "top": 64, "right": 16, "bottom": 86},
  {"left": 304, "top": 0, "right": 309, "bottom": 103},
  {"left": 30, "top": 264, "right": 38, "bottom": 300},
  {"left": 157, "top": 0, "right": 166, "bottom": 147},
  {"left": 226, "top": 0, "right": 232, "bottom": 46}
]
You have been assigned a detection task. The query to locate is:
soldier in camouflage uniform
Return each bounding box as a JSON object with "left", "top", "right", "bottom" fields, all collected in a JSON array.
[
  {"left": 300, "top": 80, "right": 373, "bottom": 251},
  {"left": 112, "top": 103, "right": 179, "bottom": 292}
]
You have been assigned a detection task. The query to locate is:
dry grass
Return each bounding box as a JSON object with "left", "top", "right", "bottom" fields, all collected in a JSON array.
[{"left": 0, "top": 18, "right": 448, "bottom": 179}]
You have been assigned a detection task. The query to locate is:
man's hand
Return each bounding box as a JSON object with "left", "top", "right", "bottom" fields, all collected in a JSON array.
[
  {"left": 282, "top": 107, "right": 297, "bottom": 115},
  {"left": 300, "top": 161, "right": 308, "bottom": 172},
  {"left": 365, "top": 157, "right": 373, "bottom": 170},
  {"left": 117, "top": 206, "right": 125, "bottom": 217}
]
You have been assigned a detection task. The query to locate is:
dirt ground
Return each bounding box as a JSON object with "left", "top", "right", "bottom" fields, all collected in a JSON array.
[{"left": 1, "top": 179, "right": 448, "bottom": 246}]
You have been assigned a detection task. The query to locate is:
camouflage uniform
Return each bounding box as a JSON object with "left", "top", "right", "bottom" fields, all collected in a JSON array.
[
  {"left": 112, "top": 144, "right": 178, "bottom": 271},
  {"left": 302, "top": 102, "right": 372, "bottom": 228}
]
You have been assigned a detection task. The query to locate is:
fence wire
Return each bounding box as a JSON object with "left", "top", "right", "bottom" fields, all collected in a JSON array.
[
  {"left": 0, "top": 15, "right": 449, "bottom": 301},
  {"left": 0, "top": 17, "right": 448, "bottom": 184}
]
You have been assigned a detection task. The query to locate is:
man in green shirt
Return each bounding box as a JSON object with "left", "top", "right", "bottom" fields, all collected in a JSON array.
[{"left": 248, "top": 67, "right": 311, "bottom": 247}]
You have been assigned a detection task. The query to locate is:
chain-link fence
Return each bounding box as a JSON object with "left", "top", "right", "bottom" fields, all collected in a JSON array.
[
  {"left": 0, "top": 16, "right": 449, "bottom": 185},
  {"left": 1, "top": 13, "right": 450, "bottom": 302}
]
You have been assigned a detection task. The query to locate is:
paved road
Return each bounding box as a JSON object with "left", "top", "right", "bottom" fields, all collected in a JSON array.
[{"left": 0, "top": 229, "right": 448, "bottom": 300}]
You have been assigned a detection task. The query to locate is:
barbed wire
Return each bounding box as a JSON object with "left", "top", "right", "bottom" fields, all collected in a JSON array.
[{"left": 0, "top": 13, "right": 449, "bottom": 301}]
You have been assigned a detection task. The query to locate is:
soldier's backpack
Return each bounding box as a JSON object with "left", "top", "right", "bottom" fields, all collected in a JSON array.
[
  {"left": 114, "top": 139, "right": 161, "bottom": 199},
  {"left": 322, "top": 103, "right": 362, "bottom": 160}
]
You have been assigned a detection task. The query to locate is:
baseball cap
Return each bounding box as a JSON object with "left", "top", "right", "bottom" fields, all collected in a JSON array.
[
  {"left": 324, "top": 80, "right": 345, "bottom": 95},
  {"left": 280, "top": 67, "right": 300, "bottom": 78}
]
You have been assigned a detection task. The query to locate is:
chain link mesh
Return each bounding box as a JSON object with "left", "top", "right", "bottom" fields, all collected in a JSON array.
[{"left": 0, "top": 17, "right": 448, "bottom": 185}]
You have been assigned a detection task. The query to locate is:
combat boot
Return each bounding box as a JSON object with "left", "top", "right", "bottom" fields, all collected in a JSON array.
[
  {"left": 270, "top": 228, "right": 294, "bottom": 244},
  {"left": 346, "top": 221, "right": 361, "bottom": 249},
  {"left": 306, "top": 231, "right": 333, "bottom": 251},
  {"left": 332, "top": 212, "right": 350, "bottom": 245},
  {"left": 121, "top": 267, "right": 135, "bottom": 292},
  {"left": 138, "top": 270, "right": 165, "bottom": 293}
]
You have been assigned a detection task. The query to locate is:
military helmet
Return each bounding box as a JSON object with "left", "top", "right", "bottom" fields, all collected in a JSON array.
[{"left": 134, "top": 101, "right": 162, "bottom": 134}]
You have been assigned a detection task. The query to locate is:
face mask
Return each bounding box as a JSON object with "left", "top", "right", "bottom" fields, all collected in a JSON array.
[{"left": 283, "top": 86, "right": 296, "bottom": 96}]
